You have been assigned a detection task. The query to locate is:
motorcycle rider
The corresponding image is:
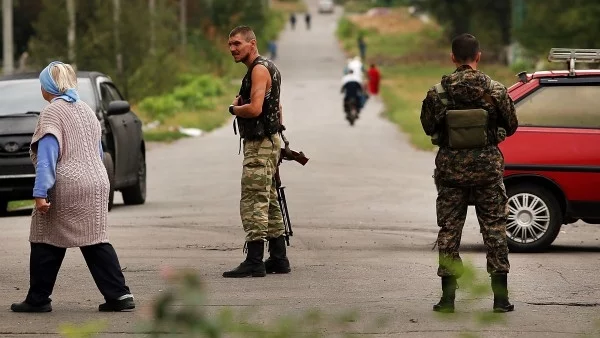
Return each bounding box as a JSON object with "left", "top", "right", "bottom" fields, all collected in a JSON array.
[{"left": 341, "top": 70, "right": 365, "bottom": 118}]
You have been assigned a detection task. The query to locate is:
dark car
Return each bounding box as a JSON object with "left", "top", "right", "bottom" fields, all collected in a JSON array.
[
  {"left": 0, "top": 71, "right": 146, "bottom": 215},
  {"left": 500, "top": 48, "right": 600, "bottom": 252}
]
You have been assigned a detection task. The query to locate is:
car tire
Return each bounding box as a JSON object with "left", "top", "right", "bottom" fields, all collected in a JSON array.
[
  {"left": 121, "top": 151, "right": 146, "bottom": 205},
  {"left": 505, "top": 183, "right": 563, "bottom": 253},
  {"left": 103, "top": 152, "right": 115, "bottom": 211}
]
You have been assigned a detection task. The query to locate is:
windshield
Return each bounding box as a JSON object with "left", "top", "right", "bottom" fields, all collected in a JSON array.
[{"left": 0, "top": 78, "right": 96, "bottom": 116}]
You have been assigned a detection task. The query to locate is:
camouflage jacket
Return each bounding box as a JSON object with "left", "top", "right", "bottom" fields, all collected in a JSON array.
[{"left": 420, "top": 65, "right": 518, "bottom": 187}]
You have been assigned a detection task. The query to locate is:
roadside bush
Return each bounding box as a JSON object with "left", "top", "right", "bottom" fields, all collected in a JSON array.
[
  {"left": 138, "top": 95, "right": 184, "bottom": 122},
  {"left": 336, "top": 17, "right": 360, "bottom": 39},
  {"left": 172, "top": 75, "right": 226, "bottom": 110},
  {"left": 138, "top": 75, "right": 226, "bottom": 122}
]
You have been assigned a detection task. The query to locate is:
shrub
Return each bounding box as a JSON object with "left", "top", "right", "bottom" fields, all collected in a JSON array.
[{"left": 138, "top": 75, "right": 226, "bottom": 122}]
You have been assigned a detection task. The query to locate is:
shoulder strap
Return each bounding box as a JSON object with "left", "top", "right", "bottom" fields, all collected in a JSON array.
[
  {"left": 434, "top": 83, "right": 449, "bottom": 106},
  {"left": 482, "top": 80, "right": 497, "bottom": 106}
]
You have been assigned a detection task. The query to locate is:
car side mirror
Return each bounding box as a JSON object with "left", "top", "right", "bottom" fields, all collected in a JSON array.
[{"left": 107, "top": 100, "right": 130, "bottom": 116}]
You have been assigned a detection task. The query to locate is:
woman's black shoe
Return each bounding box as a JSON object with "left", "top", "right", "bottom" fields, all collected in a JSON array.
[
  {"left": 11, "top": 302, "right": 52, "bottom": 313},
  {"left": 98, "top": 297, "right": 135, "bottom": 312}
]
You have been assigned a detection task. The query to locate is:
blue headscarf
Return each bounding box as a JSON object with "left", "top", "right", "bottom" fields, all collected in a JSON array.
[{"left": 39, "top": 61, "right": 80, "bottom": 103}]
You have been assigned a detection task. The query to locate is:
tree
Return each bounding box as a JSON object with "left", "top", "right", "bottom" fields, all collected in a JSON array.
[
  {"left": 411, "top": 0, "right": 512, "bottom": 63},
  {"left": 514, "top": 0, "right": 600, "bottom": 58},
  {"left": 2, "top": 0, "right": 14, "bottom": 75},
  {"left": 180, "top": 0, "right": 186, "bottom": 47},
  {"left": 67, "top": 0, "right": 76, "bottom": 65},
  {"left": 149, "top": 0, "right": 156, "bottom": 55}
]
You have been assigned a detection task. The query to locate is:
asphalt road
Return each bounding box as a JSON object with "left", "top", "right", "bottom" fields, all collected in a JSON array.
[{"left": 1, "top": 1, "right": 600, "bottom": 337}]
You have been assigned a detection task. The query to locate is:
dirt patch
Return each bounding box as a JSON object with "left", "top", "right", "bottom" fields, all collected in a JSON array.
[
  {"left": 348, "top": 8, "right": 438, "bottom": 35},
  {"left": 272, "top": 0, "right": 307, "bottom": 13}
]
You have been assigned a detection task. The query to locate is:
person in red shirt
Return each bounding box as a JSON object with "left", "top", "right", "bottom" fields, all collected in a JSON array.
[{"left": 367, "top": 64, "right": 381, "bottom": 95}]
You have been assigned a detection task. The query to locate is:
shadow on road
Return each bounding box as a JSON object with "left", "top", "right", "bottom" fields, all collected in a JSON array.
[
  {"left": 1, "top": 208, "right": 32, "bottom": 217},
  {"left": 460, "top": 243, "right": 600, "bottom": 254}
]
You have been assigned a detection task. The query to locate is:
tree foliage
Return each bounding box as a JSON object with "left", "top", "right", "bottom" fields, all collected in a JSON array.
[
  {"left": 412, "top": 0, "right": 600, "bottom": 64},
  {"left": 12, "top": 0, "right": 284, "bottom": 101},
  {"left": 513, "top": 0, "right": 600, "bottom": 57},
  {"left": 410, "top": 0, "right": 511, "bottom": 63}
]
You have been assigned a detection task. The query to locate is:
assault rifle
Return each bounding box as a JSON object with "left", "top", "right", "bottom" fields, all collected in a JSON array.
[{"left": 276, "top": 131, "right": 309, "bottom": 246}]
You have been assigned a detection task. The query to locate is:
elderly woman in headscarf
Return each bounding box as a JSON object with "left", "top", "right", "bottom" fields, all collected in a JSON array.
[{"left": 10, "top": 61, "right": 135, "bottom": 313}]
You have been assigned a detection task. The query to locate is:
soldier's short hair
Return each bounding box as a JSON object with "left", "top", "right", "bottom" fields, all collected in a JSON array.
[
  {"left": 452, "top": 33, "right": 480, "bottom": 63},
  {"left": 229, "top": 26, "right": 257, "bottom": 42}
]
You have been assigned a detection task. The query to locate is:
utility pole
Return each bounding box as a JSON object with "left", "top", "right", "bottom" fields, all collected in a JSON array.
[
  {"left": 180, "top": 0, "right": 187, "bottom": 47},
  {"left": 149, "top": 0, "right": 156, "bottom": 55},
  {"left": 510, "top": 0, "right": 525, "bottom": 65},
  {"left": 2, "top": 0, "right": 14, "bottom": 75},
  {"left": 67, "top": 0, "right": 76, "bottom": 66},
  {"left": 113, "top": 0, "right": 125, "bottom": 95}
]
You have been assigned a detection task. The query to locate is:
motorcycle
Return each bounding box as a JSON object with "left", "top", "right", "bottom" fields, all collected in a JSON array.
[{"left": 343, "top": 97, "right": 360, "bottom": 126}]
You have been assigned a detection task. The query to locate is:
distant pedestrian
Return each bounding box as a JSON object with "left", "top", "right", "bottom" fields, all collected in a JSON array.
[
  {"left": 268, "top": 40, "right": 277, "bottom": 61},
  {"left": 11, "top": 61, "right": 135, "bottom": 313},
  {"left": 358, "top": 35, "right": 366, "bottom": 61},
  {"left": 305, "top": 12, "right": 311, "bottom": 30},
  {"left": 367, "top": 63, "right": 381, "bottom": 95},
  {"left": 290, "top": 13, "right": 297, "bottom": 30}
]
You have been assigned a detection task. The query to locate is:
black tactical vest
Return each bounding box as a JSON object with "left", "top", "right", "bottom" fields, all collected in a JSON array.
[{"left": 236, "top": 56, "right": 282, "bottom": 140}]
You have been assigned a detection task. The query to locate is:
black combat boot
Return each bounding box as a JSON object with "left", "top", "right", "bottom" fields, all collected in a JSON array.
[
  {"left": 222, "top": 241, "right": 266, "bottom": 278},
  {"left": 491, "top": 274, "right": 514, "bottom": 313},
  {"left": 433, "top": 276, "right": 457, "bottom": 313},
  {"left": 264, "top": 236, "right": 291, "bottom": 274}
]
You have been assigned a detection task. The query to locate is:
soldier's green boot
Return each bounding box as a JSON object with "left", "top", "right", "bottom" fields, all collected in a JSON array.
[
  {"left": 491, "top": 274, "right": 514, "bottom": 313},
  {"left": 264, "top": 236, "right": 291, "bottom": 274},
  {"left": 433, "top": 276, "right": 456, "bottom": 313},
  {"left": 223, "top": 241, "right": 266, "bottom": 278}
]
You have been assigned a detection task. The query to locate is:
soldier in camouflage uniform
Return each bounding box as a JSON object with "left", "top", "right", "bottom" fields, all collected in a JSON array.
[
  {"left": 223, "top": 26, "right": 291, "bottom": 278},
  {"left": 420, "top": 34, "right": 518, "bottom": 313}
]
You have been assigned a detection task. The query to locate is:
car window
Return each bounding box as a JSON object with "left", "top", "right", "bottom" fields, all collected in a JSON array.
[
  {"left": 0, "top": 78, "right": 96, "bottom": 116},
  {"left": 516, "top": 85, "right": 600, "bottom": 128},
  {"left": 106, "top": 83, "right": 124, "bottom": 100},
  {"left": 99, "top": 82, "right": 124, "bottom": 111},
  {"left": 99, "top": 83, "right": 116, "bottom": 111}
]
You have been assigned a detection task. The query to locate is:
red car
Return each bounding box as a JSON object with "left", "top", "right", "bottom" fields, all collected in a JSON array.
[{"left": 500, "top": 48, "right": 600, "bottom": 252}]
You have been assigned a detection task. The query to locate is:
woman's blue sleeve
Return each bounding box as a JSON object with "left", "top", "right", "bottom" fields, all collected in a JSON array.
[{"left": 32, "top": 135, "right": 59, "bottom": 198}]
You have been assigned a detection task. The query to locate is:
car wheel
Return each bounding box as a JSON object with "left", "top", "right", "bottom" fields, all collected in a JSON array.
[
  {"left": 103, "top": 152, "right": 115, "bottom": 211},
  {"left": 505, "top": 183, "right": 562, "bottom": 252},
  {"left": 0, "top": 199, "right": 8, "bottom": 216},
  {"left": 121, "top": 151, "right": 146, "bottom": 205}
]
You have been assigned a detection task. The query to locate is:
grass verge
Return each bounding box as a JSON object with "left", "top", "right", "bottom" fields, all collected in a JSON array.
[
  {"left": 8, "top": 200, "right": 34, "bottom": 211},
  {"left": 336, "top": 7, "right": 519, "bottom": 151},
  {"left": 135, "top": 82, "right": 238, "bottom": 143}
]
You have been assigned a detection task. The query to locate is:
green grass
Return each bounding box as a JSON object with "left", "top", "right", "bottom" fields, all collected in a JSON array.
[
  {"left": 136, "top": 82, "right": 238, "bottom": 142},
  {"left": 8, "top": 200, "right": 34, "bottom": 211},
  {"left": 337, "top": 9, "right": 519, "bottom": 151}
]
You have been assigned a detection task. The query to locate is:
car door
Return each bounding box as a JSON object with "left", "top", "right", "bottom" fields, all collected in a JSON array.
[{"left": 98, "top": 81, "right": 141, "bottom": 187}]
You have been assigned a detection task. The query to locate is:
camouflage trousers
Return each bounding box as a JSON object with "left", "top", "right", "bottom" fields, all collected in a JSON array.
[
  {"left": 436, "top": 182, "right": 510, "bottom": 277},
  {"left": 240, "top": 135, "right": 285, "bottom": 242}
]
